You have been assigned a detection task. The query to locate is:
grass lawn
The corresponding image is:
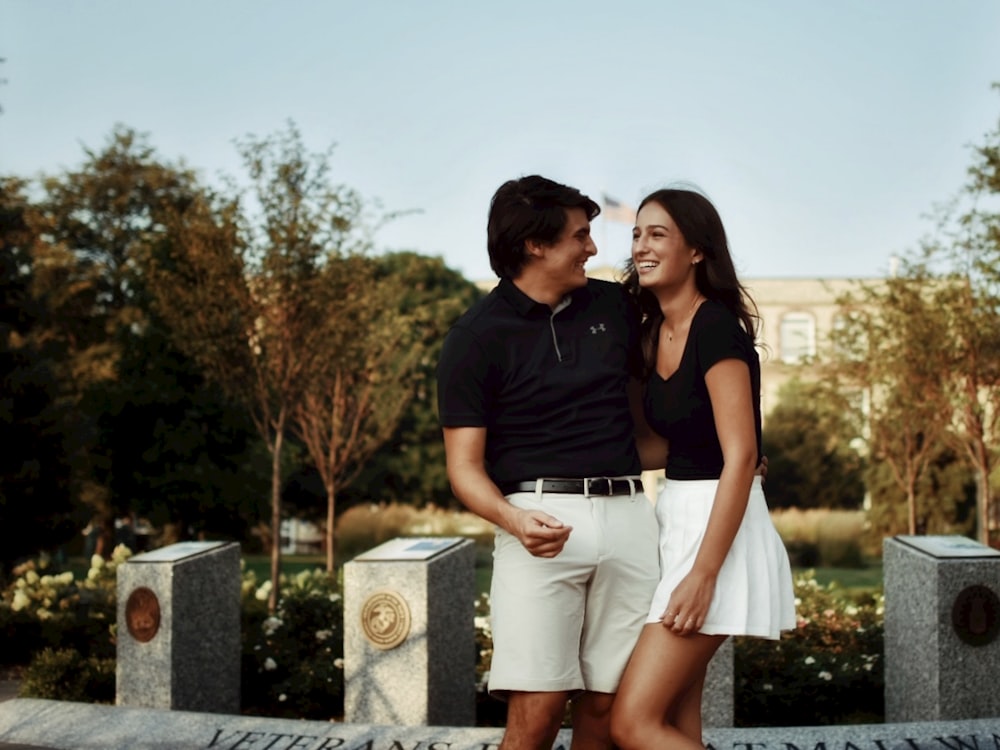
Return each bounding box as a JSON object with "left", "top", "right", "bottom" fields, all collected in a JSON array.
[
  {"left": 67, "top": 553, "right": 884, "bottom": 597},
  {"left": 796, "top": 564, "right": 883, "bottom": 592},
  {"left": 64, "top": 553, "right": 333, "bottom": 584},
  {"left": 243, "top": 554, "right": 329, "bottom": 581},
  {"left": 244, "top": 559, "right": 883, "bottom": 598},
  {"left": 245, "top": 554, "right": 496, "bottom": 596}
]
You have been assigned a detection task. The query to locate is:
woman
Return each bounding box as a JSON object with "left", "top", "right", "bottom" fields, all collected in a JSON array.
[{"left": 610, "top": 187, "right": 796, "bottom": 750}]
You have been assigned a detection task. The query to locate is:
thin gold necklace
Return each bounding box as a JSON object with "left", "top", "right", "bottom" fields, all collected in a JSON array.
[{"left": 663, "top": 295, "right": 703, "bottom": 342}]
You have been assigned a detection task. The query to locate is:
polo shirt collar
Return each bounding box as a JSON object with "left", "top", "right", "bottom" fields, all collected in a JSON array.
[{"left": 498, "top": 277, "right": 587, "bottom": 317}]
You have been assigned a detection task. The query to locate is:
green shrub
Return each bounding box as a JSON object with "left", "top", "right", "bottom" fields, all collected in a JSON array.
[
  {"left": 3, "top": 536, "right": 886, "bottom": 727},
  {"left": 0, "top": 550, "right": 122, "bottom": 666},
  {"left": 240, "top": 567, "right": 345, "bottom": 720},
  {"left": 771, "top": 509, "right": 867, "bottom": 568},
  {"left": 472, "top": 592, "right": 507, "bottom": 727},
  {"left": 18, "top": 647, "right": 115, "bottom": 703},
  {"left": 817, "top": 535, "right": 866, "bottom": 568},
  {"left": 735, "top": 571, "right": 884, "bottom": 726},
  {"left": 782, "top": 539, "right": 820, "bottom": 568}
]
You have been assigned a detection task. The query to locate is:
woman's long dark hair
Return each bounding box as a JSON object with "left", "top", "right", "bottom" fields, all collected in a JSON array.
[{"left": 622, "top": 188, "right": 760, "bottom": 376}]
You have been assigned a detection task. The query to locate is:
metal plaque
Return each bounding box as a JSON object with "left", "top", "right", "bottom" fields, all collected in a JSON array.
[
  {"left": 360, "top": 590, "right": 411, "bottom": 650},
  {"left": 353, "top": 537, "right": 463, "bottom": 562},
  {"left": 125, "top": 586, "right": 161, "bottom": 643},
  {"left": 951, "top": 584, "right": 1000, "bottom": 647},
  {"left": 897, "top": 535, "right": 1000, "bottom": 559}
]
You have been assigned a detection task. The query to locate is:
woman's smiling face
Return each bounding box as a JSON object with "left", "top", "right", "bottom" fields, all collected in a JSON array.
[{"left": 631, "top": 201, "right": 700, "bottom": 290}]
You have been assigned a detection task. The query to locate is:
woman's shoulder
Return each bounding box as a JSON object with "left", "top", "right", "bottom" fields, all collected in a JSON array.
[
  {"left": 693, "top": 299, "right": 754, "bottom": 350},
  {"left": 696, "top": 299, "right": 739, "bottom": 329}
]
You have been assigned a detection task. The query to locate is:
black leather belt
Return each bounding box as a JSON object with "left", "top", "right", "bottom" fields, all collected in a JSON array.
[{"left": 498, "top": 478, "right": 638, "bottom": 496}]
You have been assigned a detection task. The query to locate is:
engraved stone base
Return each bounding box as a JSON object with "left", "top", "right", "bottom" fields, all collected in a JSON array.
[
  {"left": 884, "top": 535, "right": 1000, "bottom": 722},
  {"left": 6, "top": 699, "right": 1000, "bottom": 750},
  {"left": 116, "top": 541, "right": 241, "bottom": 714},
  {"left": 344, "top": 537, "right": 476, "bottom": 727},
  {"left": 703, "top": 636, "right": 733, "bottom": 727}
]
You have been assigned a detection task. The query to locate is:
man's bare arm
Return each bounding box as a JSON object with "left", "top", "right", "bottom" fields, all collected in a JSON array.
[{"left": 442, "top": 426, "right": 572, "bottom": 557}]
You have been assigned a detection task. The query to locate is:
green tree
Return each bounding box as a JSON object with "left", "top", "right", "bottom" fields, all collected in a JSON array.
[
  {"left": 824, "top": 85, "right": 1000, "bottom": 544},
  {"left": 344, "top": 252, "right": 482, "bottom": 508},
  {"left": 30, "top": 127, "right": 202, "bottom": 546},
  {"left": 291, "top": 253, "right": 425, "bottom": 572},
  {"left": 864, "top": 443, "right": 975, "bottom": 542},
  {"left": 762, "top": 378, "right": 866, "bottom": 510},
  {"left": 825, "top": 274, "right": 953, "bottom": 535},
  {"left": 149, "top": 123, "right": 379, "bottom": 605},
  {"left": 907, "top": 84, "right": 1000, "bottom": 544},
  {"left": 29, "top": 126, "right": 263, "bottom": 551},
  {"left": 0, "top": 178, "right": 75, "bottom": 577},
  {"left": 97, "top": 322, "right": 270, "bottom": 543}
]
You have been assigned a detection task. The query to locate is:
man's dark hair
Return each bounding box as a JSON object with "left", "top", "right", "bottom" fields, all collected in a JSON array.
[{"left": 486, "top": 175, "right": 600, "bottom": 279}]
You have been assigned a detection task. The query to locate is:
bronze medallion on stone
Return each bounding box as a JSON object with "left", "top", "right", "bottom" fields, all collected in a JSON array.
[
  {"left": 951, "top": 584, "right": 1000, "bottom": 647},
  {"left": 125, "top": 586, "right": 161, "bottom": 643},
  {"left": 361, "top": 590, "right": 411, "bottom": 650}
]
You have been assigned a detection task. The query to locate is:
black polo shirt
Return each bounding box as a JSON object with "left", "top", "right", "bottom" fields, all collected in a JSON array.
[{"left": 436, "top": 277, "right": 643, "bottom": 485}]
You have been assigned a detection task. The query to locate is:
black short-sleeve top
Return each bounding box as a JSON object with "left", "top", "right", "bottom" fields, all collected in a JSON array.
[
  {"left": 436, "top": 277, "right": 643, "bottom": 485},
  {"left": 643, "top": 299, "right": 762, "bottom": 480}
]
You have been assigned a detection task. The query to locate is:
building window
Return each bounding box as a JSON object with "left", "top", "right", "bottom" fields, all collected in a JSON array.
[
  {"left": 780, "top": 312, "right": 816, "bottom": 363},
  {"left": 829, "top": 310, "right": 866, "bottom": 360}
]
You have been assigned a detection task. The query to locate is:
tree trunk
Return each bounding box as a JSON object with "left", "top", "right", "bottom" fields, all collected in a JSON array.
[
  {"left": 976, "top": 469, "right": 990, "bottom": 546},
  {"left": 268, "top": 414, "right": 285, "bottom": 613},
  {"left": 907, "top": 487, "right": 917, "bottom": 536},
  {"left": 325, "top": 480, "right": 336, "bottom": 573}
]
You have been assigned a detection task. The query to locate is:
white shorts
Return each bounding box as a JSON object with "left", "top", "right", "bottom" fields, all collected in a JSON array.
[
  {"left": 488, "top": 485, "right": 659, "bottom": 697},
  {"left": 646, "top": 476, "right": 797, "bottom": 639}
]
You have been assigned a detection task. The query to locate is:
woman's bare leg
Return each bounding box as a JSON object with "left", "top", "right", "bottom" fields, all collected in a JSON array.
[{"left": 610, "top": 624, "right": 725, "bottom": 750}]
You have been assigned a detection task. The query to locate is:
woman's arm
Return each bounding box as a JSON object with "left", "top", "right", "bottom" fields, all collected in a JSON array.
[{"left": 660, "top": 358, "right": 757, "bottom": 633}]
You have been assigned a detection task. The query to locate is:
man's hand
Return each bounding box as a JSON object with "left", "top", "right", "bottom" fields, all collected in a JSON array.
[
  {"left": 756, "top": 454, "right": 768, "bottom": 484},
  {"left": 509, "top": 508, "right": 572, "bottom": 558}
]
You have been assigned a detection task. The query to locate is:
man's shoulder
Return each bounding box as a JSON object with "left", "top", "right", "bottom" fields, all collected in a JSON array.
[
  {"left": 448, "top": 287, "right": 510, "bottom": 338},
  {"left": 577, "top": 277, "right": 628, "bottom": 308},
  {"left": 585, "top": 277, "right": 626, "bottom": 296},
  {"left": 574, "top": 278, "right": 633, "bottom": 323}
]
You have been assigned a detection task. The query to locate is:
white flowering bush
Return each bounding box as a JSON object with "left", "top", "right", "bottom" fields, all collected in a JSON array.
[
  {"left": 2, "top": 552, "right": 345, "bottom": 717},
  {"left": 734, "top": 571, "right": 884, "bottom": 726},
  {"left": 472, "top": 592, "right": 510, "bottom": 726},
  {"left": 0, "top": 549, "right": 133, "bottom": 701},
  {"left": 0, "top": 549, "right": 128, "bottom": 670},
  {"left": 240, "top": 567, "right": 345, "bottom": 720},
  {"left": 4, "top": 552, "right": 884, "bottom": 726}
]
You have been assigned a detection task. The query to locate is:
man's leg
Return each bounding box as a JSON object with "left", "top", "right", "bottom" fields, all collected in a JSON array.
[
  {"left": 500, "top": 690, "right": 570, "bottom": 750},
  {"left": 570, "top": 691, "right": 614, "bottom": 750}
]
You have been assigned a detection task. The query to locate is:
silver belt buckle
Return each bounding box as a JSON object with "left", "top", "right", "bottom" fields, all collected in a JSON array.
[{"left": 584, "top": 477, "right": 613, "bottom": 496}]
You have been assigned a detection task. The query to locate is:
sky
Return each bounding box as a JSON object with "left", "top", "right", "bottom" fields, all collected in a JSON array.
[{"left": 2, "top": 0, "right": 999, "bottom": 283}]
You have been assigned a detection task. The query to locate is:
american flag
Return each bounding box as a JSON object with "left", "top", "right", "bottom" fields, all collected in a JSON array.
[{"left": 601, "top": 194, "right": 636, "bottom": 224}]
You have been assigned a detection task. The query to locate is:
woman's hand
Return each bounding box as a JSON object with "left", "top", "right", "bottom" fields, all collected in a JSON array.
[{"left": 660, "top": 568, "right": 717, "bottom": 636}]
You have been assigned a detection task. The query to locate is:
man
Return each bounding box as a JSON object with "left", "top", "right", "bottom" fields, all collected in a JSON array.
[{"left": 437, "top": 175, "right": 660, "bottom": 750}]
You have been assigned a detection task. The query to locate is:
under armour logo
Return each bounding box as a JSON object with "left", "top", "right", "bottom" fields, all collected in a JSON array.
[{"left": 590, "top": 323, "right": 607, "bottom": 334}]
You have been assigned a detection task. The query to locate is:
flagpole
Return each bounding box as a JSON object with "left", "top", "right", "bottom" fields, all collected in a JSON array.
[{"left": 602, "top": 196, "right": 608, "bottom": 259}]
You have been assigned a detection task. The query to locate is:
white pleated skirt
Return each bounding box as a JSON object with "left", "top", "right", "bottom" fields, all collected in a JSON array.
[{"left": 646, "top": 476, "right": 797, "bottom": 639}]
